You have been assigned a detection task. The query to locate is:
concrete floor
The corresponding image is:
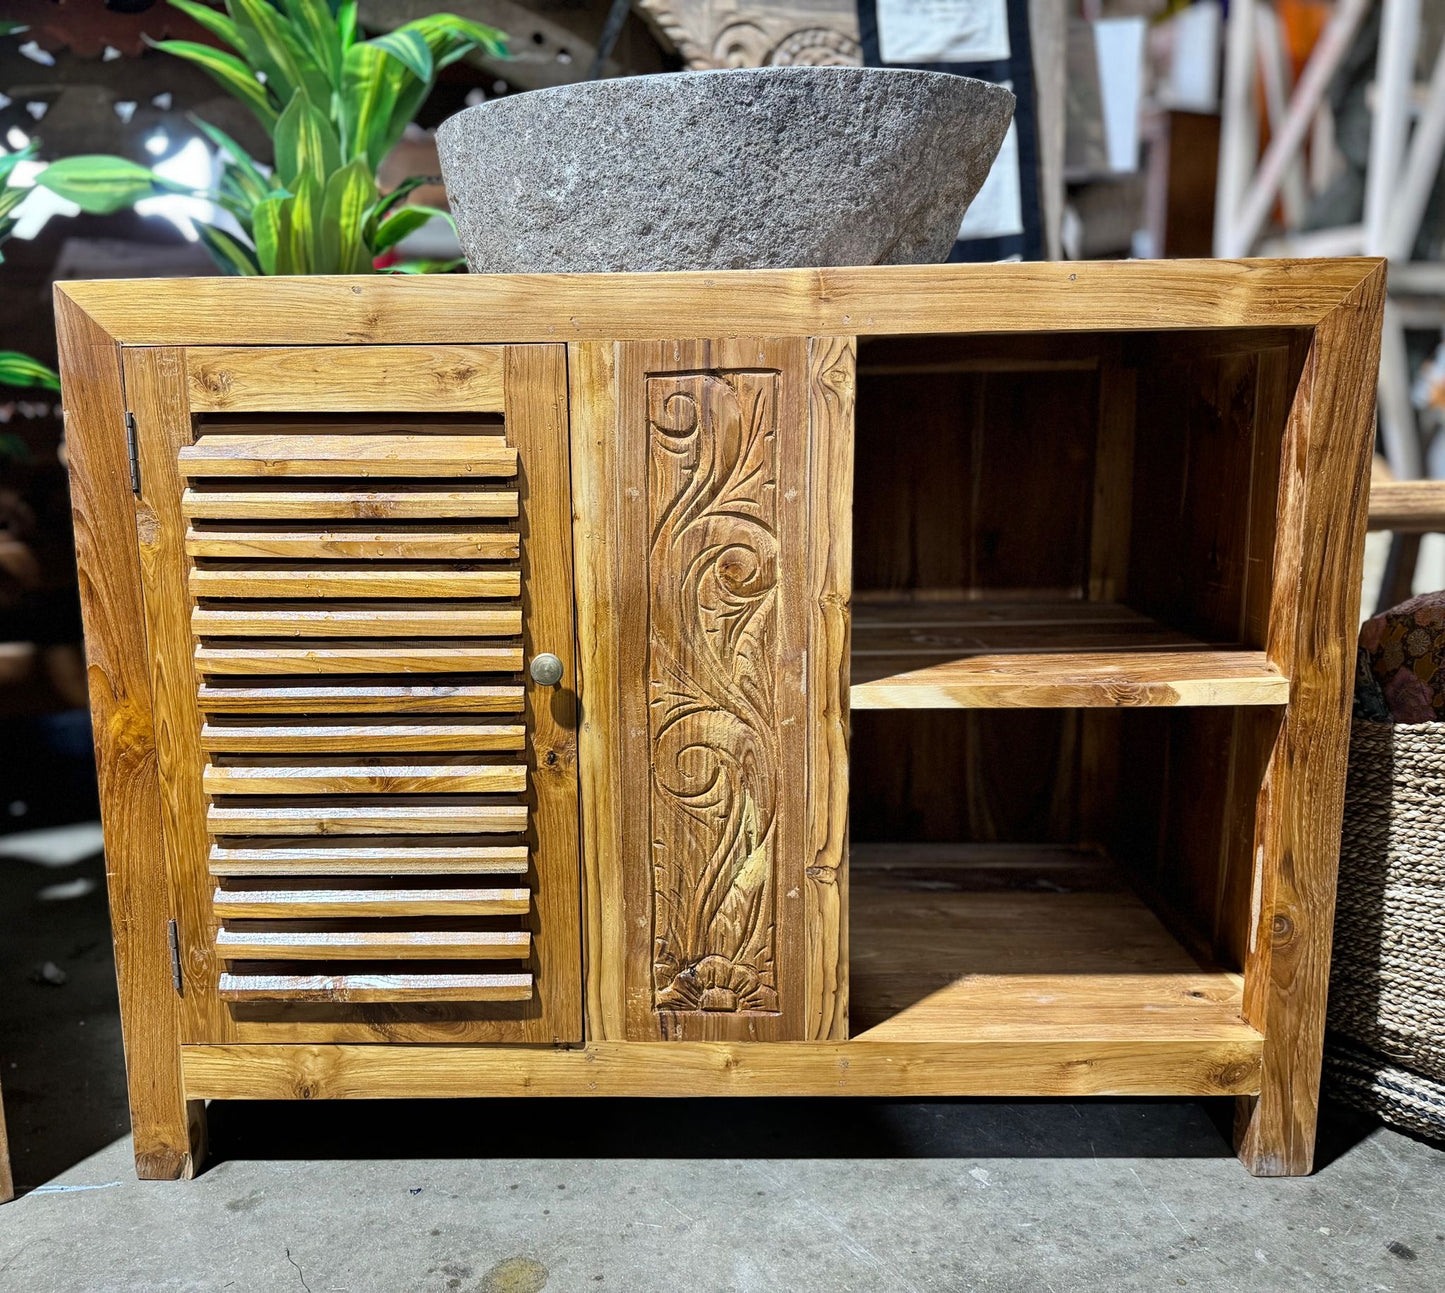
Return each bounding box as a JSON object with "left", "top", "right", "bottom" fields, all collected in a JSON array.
[{"left": 3, "top": 837, "right": 1444, "bottom": 1292}]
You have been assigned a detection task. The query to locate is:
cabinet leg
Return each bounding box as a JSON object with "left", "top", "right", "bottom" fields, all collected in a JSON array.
[{"left": 131, "top": 1095, "right": 206, "bottom": 1181}]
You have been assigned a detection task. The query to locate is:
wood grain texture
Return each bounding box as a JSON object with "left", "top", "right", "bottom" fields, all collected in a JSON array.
[
  {"left": 849, "top": 845, "right": 1252, "bottom": 1042},
  {"left": 1367, "top": 478, "right": 1445, "bottom": 530},
  {"left": 202, "top": 762, "right": 527, "bottom": 796},
  {"left": 182, "top": 487, "right": 519, "bottom": 521},
  {"left": 193, "top": 643, "right": 522, "bottom": 675},
  {"left": 1235, "top": 265, "right": 1386, "bottom": 1175},
  {"left": 567, "top": 341, "right": 628, "bottom": 1041},
  {"left": 196, "top": 682, "right": 523, "bottom": 714},
  {"left": 213, "top": 886, "right": 530, "bottom": 918},
  {"left": 617, "top": 339, "right": 809, "bottom": 1041},
  {"left": 179, "top": 434, "right": 515, "bottom": 477},
  {"left": 0, "top": 1073, "right": 11, "bottom": 1202},
  {"left": 214, "top": 928, "right": 531, "bottom": 959},
  {"left": 505, "top": 344, "right": 585, "bottom": 1045},
  {"left": 208, "top": 839, "right": 530, "bottom": 875},
  {"left": 59, "top": 261, "right": 1382, "bottom": 346},
  {"left": 55, "top": 294, "right": 202, "bottom": 1178},
  {"left": 124, "top": 347, "right": 232, "bottom": 1046},
  {"left": 1088, "top": 346, "right": 1137, "bottom": 602},
  {"left": 185, "top": 345, "right": 505, "bottom": 412},
  {"left": 206, "top": 801, "right": 529, "bottom": 835},
  {"left": 185, "top": 527, "right": 520, "bottom": 561},
  {"left": 188, "top": 566, "right": 520, "bottom": 599},
  {"left": 200, "top": 719, "right": 526, "bottom": 754},
  {"left": 849, "top": 599, "right": 1288, "bottom": 708},
  {"left": 192, "top": 605, "right": 522, "bottom": 638},
  {"left": 181, "top": 1037, "right": 1262, "bottom": 1099},
  {"left": 217, "top": 972, "right": 533, "bottom": 1003},
  {"left": 805, "top": 336, "right": 853, "bottom": 1041}
]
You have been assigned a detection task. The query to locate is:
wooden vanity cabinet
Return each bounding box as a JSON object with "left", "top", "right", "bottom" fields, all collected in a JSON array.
[{"left": 56, "top": 259, "right": 1383, "bottom": 1180}]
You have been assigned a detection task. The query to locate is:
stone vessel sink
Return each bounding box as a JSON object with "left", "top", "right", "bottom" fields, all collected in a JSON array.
[{"left": 436, "top": 67, "right": 1014, "bottom": 274}]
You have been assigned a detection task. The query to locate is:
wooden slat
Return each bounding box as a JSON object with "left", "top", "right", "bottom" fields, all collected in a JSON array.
[
  {"left": 185, "top": 528, "right": 519, "bottom": 561},
  {"left": 852, "top": 650, "right": 1289, "bottom": 709},
  {"left": 203, "top": 762, "right": 526, "bottom": 796},
  {"left": 213, "top": 886, "right": 530, "bottom": 918},
  {"left": 189, "top": 566, "right": 520, "bottom": 599},
  {"left": 217, "top": 971, "right": 532, "bottom": 1003},
  {"left": 183, "top": 1037, "right": 1263, "bottom": 1099},
  {"left": 215, "top": 927, "right": 531, "bottom": 959},
  {"left": 197, "top": 682, "right": 524, "bottom": 714},
  {"left": 192, "top": 604, "right": 521, "bottom": 638},
  {"left": 60, "top": 261, "right": 1382, "bottom": 348},
  {"left": 200, "top": 720, "right": 526, "bottom": 754},
  {"left": 179, "top": 434, "right": 516, "bottom": 477},
  {"left": 1367, "top": 478, "right": 1445, "bottom": 531},
  {"left": 208, "top": 839, "right": 529, "bottom": 875},
  {"left": 182, "top": 487, "right": 519, "bottom": 521},
  {"left": 207, "top": 802, "right": 529, "bottom": 835},
  {"left": 185, "top": 346, "right": 506, "bottom": 413},
  {"left": 194, "top": 643, "right": 523, "bottom": 676},
  {"left": 849, "top": 598, "right": 1290, "bottom": 708}
]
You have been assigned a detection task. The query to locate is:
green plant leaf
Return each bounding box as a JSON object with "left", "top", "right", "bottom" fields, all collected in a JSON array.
[
  {"left": 274, "top": 89, "right": 340, "bottom": 189},
  {"left": 278, "top": 0, "right": 342, "bottom": 88},
  {"left": 32, "top": 155, "right": 172, "bottom": 214},
  {"left": 149, "top": 40, "right": 278, "bottom": 130},
  {"left": 251, "top": 193, "right": 287, "bottom": 273},
  {"left": 288, "top": 169, "right": 322, "bottom": 273},
  {"left": 0, "top": 22, "right": 30, "bottom": 38},
  {"left": 0, "top": 183, "right": 30, "bottom": 222},
  {"left": 340, "top": 41, "right": 405, "bottom": 168},
  {"left": 372, "top": 203, "right": 448, "bottom": 254},
  {"left": 401, "top": 15, "right": 508, "bottom": 66},
  {"left": 382, "top": 256, "right": 465, "bottom": 274},
  {"left": 363, "top": 29, "right": 433, "bottom": 83},
  {"left": 322, "top": 158, "right": 374, "bottom": 274},
  {"left": 227, "top": 0, "right": 328, "bottom": 112},
  {"left": 195, "top": 221, "right": 261, "bottom": 276},
  {"left": 166, "top": 0, "right": 245, "bottom": 55},
  {"left": 337, "top": 2, "right": 358, "bottom": 52},
  {"left": 362, "top": 175, "right": 434, "bottom": 244},
  {"left": 0, "top": 351, "right": 61, "bottom": 392}
]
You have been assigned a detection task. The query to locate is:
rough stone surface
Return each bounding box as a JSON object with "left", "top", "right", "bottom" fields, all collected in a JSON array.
[{"left": 437, "top": 67, "right": 1014, "bottom": 273}]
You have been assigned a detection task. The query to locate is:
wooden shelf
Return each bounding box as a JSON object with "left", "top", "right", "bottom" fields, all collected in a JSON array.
[
  {"left": 849, "top": 843, "right": 1260, "bottom": 1059},
  {"left": 850, "top": 598, "right": 1288, "bottom": 709}
]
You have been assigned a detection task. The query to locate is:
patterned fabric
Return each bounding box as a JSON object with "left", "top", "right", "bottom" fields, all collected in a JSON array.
[{"left": 1359, "top": 592, "right": 1445, "bottom": 723}]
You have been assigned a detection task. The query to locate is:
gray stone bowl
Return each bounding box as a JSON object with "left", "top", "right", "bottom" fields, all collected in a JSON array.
[{"left": 436, "top": 67, "right": 1014, "bottom": 274}]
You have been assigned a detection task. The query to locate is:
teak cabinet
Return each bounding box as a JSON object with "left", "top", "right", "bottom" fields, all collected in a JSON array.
[{"left": 56, "top": 260, "right": 1384, "bottom": 1179}]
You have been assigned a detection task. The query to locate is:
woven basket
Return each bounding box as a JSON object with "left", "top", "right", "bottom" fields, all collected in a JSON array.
[{"left": 1325, "top": 719, "right": 1445, "bottom": 1139}]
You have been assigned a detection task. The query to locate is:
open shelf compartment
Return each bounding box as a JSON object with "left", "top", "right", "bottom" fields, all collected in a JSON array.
[{"left": 842, "top": 325, "right": 1297, "bottom": 1087}]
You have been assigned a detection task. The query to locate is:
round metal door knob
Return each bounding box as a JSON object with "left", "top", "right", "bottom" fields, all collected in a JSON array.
[{"left": 529, "top": 652, "right": 564, "bottom": 686}]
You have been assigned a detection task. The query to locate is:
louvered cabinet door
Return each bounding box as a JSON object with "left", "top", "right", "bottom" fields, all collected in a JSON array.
[{"left": 123, "top": 345, "right": 581, "bottom": 1044}]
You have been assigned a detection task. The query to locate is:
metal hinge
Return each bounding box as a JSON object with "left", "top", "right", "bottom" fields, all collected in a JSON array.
[
  {"left": 167, "top": 918, "right": 182, "bottom": 994},
  {"left": 124, "top": 411, "right": 140, "bottom": 495}
]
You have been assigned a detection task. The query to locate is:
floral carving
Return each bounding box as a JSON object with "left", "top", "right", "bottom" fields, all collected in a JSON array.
[{"left": 647, "top": 371, "right": 780, "bottom": 1014}]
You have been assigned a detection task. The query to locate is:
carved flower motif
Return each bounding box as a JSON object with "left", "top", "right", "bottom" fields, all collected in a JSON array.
[{"left": 655, "top": 954, "right": 778, "bottom": 1013}]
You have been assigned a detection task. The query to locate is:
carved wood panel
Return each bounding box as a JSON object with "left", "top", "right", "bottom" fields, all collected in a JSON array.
[
  {"left": 617, "top": 339, "right": 813, "bottom": 1041},
  {"left": 636, "top": 0, "right": 861, "bottom": 70}
]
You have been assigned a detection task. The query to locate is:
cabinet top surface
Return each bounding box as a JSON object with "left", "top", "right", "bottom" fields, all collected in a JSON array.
[{"left": 56, "top": 258, "right": 1383, "bottom": 347}]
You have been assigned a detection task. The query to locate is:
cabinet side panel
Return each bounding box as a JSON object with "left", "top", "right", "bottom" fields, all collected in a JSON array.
[
  {"left": 569, "top": 342, "right": 628, "bottom": 1041},
  {"left": 806, "top": 337, "right": 853, "bottom": 1041},
  {"left": 56, "top": 300, "right": 200, "bottom": 1178},
  {"left": 1237, "top": 267, "right": 1385, "bottom": 1175}
]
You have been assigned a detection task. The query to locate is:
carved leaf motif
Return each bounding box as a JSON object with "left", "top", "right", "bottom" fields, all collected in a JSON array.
[{"left": 647, "top": 371, "right": 781, "bottom": 1014}]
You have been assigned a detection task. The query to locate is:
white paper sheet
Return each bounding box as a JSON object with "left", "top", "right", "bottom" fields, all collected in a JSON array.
[
  {"left": 959, "top": 118, "right": 1023, "bottom": 239},
  {"left": 876, "top": 0, "right": 1012, "bottom": 65}
]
